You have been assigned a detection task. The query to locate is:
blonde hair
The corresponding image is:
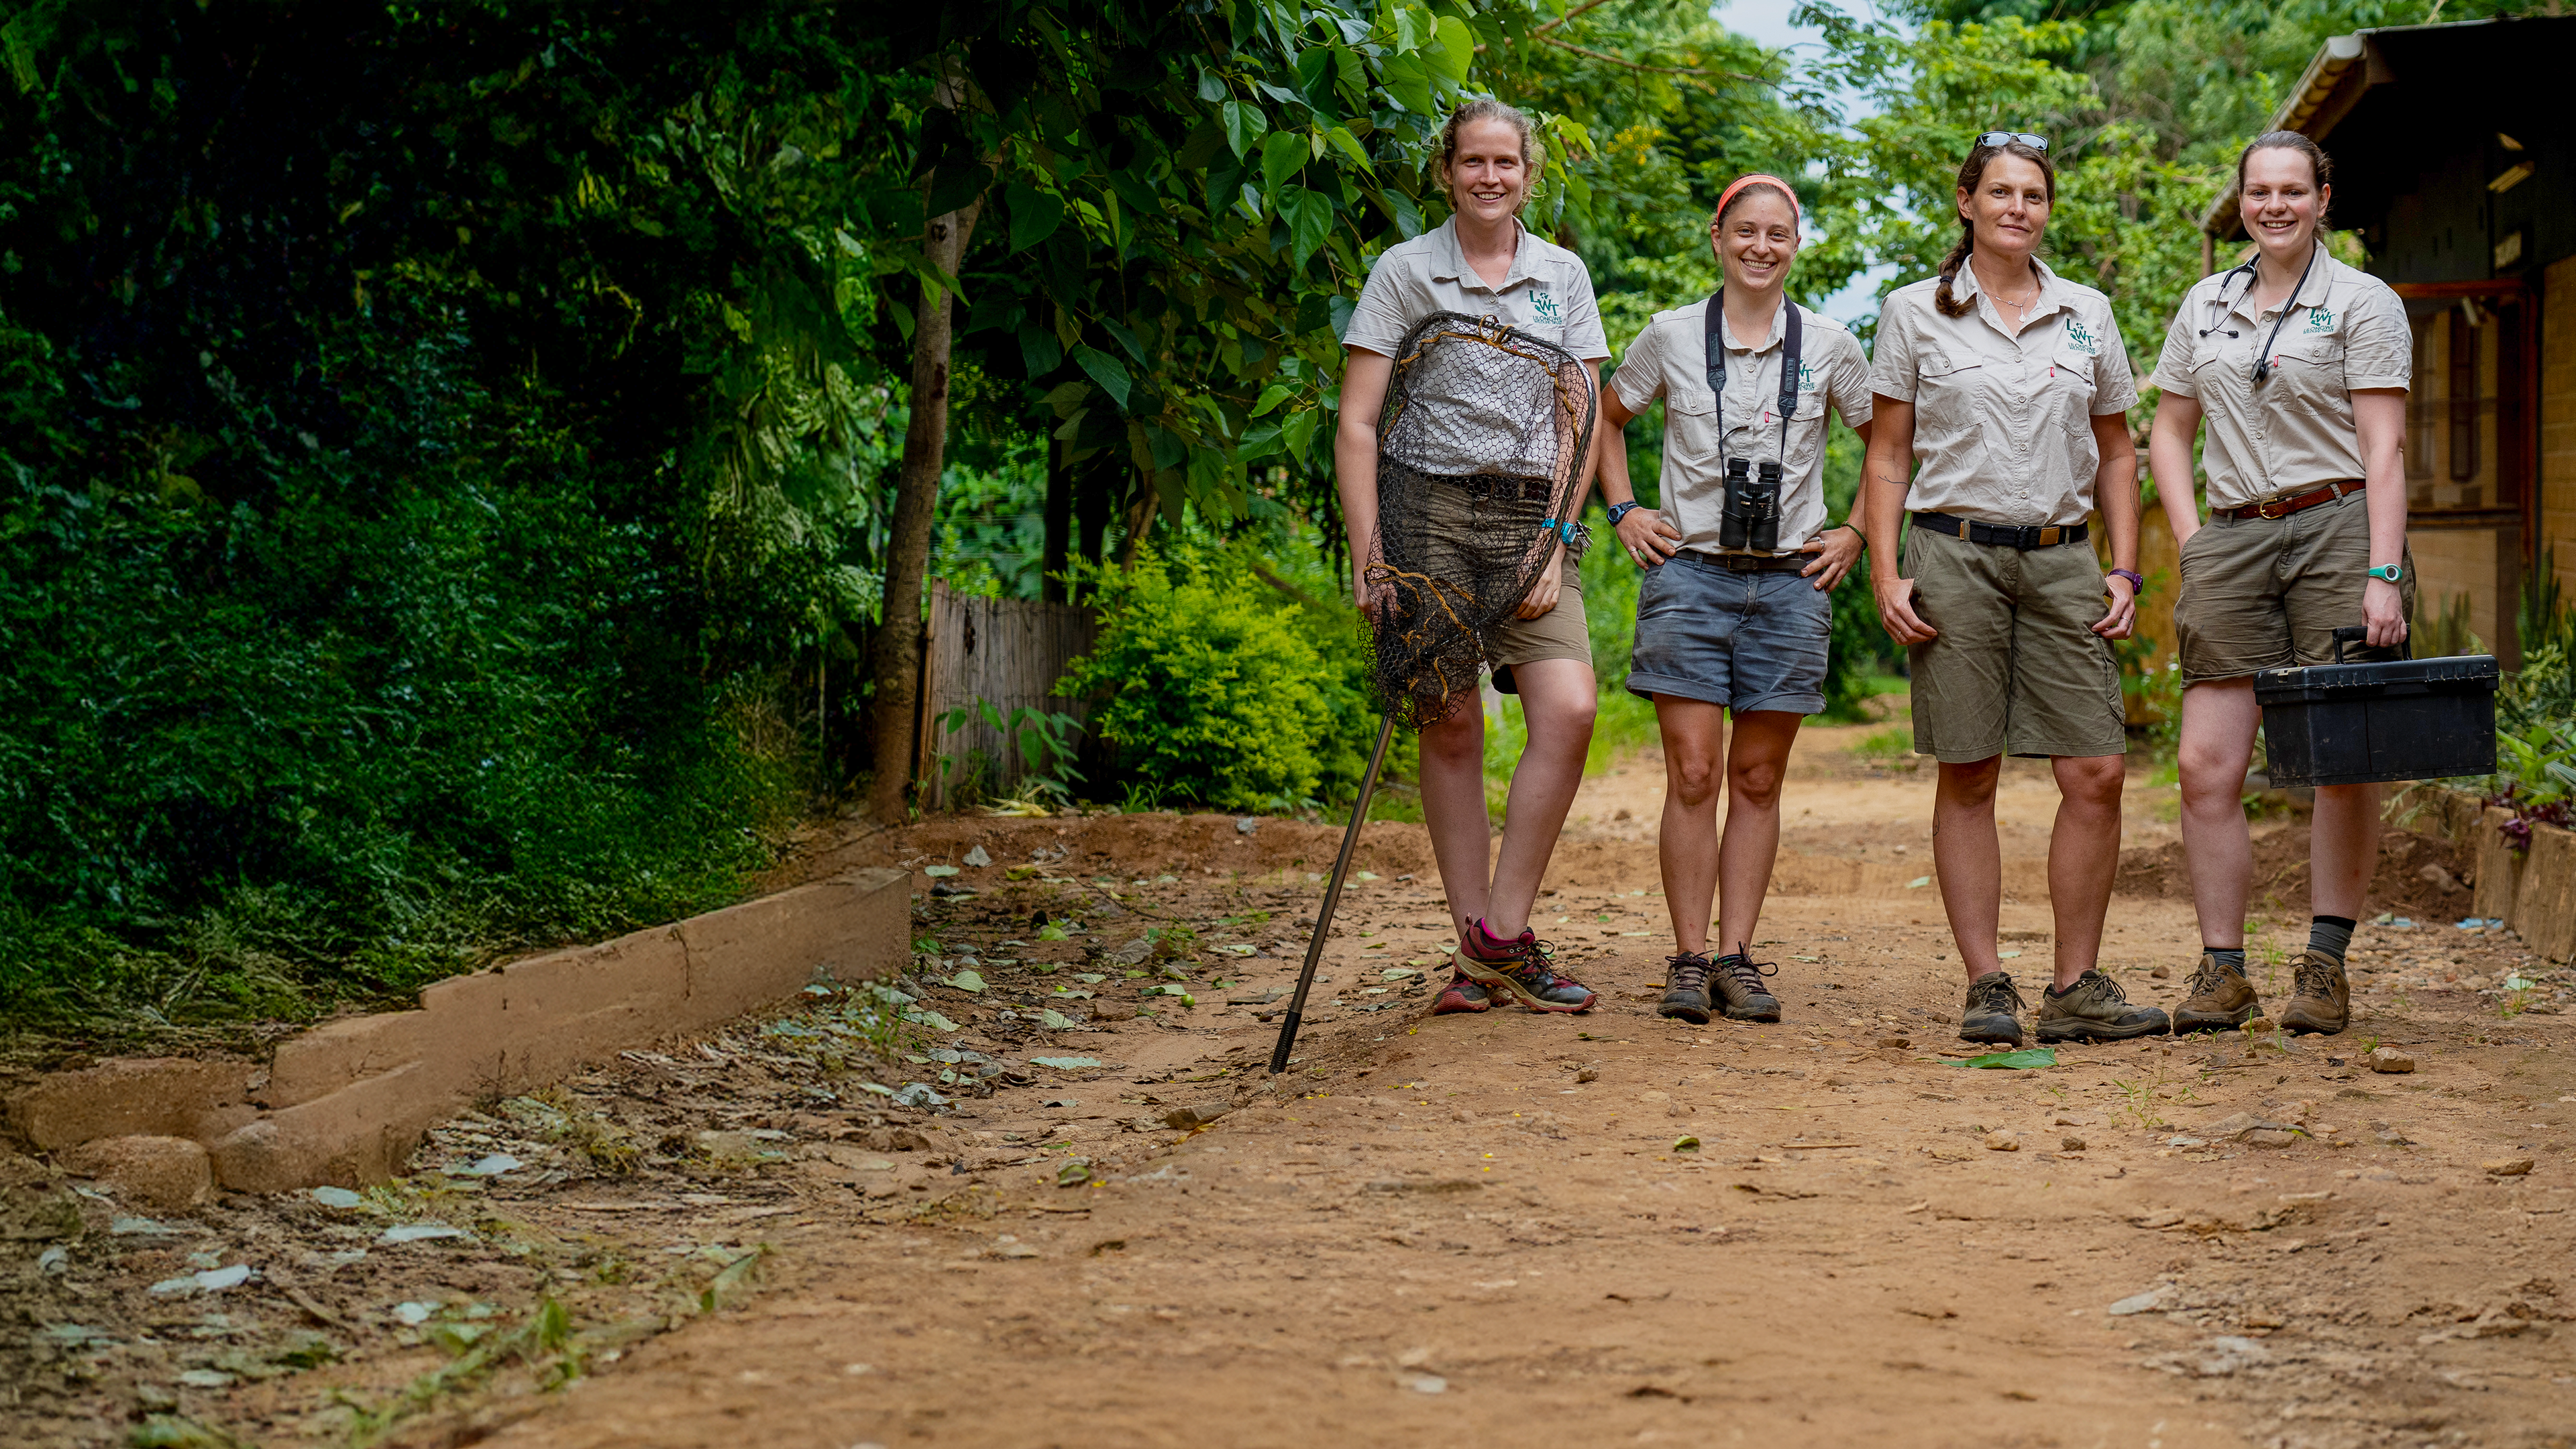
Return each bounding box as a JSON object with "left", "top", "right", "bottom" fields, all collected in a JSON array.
[{"left": 1435, "top": 99, "right": 1544, "bottom": 195}]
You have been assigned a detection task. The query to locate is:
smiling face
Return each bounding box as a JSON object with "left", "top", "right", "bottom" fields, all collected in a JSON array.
[
  {"left": 1444, "top": 117, "right": 1531, "bottom": 225},
  {"left": 2239, "top": 146, "right": 2328, "bottom": 264},
  {"left": 1711, "top": 189, "right": 1801, "bottom": 295},
  {"left": 1956, "top": 152, "right": 2052, "bottom": 262}
]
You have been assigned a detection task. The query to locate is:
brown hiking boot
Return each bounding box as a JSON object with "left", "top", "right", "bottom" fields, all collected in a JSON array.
[
  {"left": 2035, "top": 969, "right": 2170, "bottom": 1042},
  {"left": 1960, "top": 970, "right": 2027, "bottom": 1045},
  {"left": 2174, "top": 952, "right": 2261, "bottom": 1033},
  {"left": 1710, "top": 948, "right": 1782, "bottom": 1024},
  {"left": 1657, "top": 952, "right": 1715, "bottom": 1025},
  {"left": 2277, "top": 950, "right": 2351, "bottom": 1035}
]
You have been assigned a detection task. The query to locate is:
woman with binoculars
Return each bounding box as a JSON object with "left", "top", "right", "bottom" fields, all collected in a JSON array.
[
  {"left": 1860, "top": 132, "right": 2168, "bottom": 1046},
  {"left": 1593, "top": 174, "right": 1876, "bottom": 1026}
]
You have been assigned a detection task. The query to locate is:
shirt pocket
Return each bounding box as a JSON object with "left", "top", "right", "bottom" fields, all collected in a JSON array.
[
  {"left": 1911, "top": 350, "right": 1984, "bottom": 437},
  {"left": 2265, "top": 336, "right": 2343, "bottom": 413},
  {"left": 1664, "top": 384, "right": 1723, "bottom": 462}
]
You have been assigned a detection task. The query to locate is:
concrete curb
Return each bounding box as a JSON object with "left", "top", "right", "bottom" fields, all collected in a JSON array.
[{"left": 10, "top": 867, "right": 908, "bottom": 1195}]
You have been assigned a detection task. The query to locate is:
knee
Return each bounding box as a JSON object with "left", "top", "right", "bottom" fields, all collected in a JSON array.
[
  {"left": 1670, "top": 752, "right": 1722, "bottom": 806},
  {"left": 1417, "top": 714, "right": 1481, "bottom": 767},
  {"left": 1729, "top": 755, "right": 1784, "bottom": 810},
  {"left": 2064, "top": 757, "right": 2125, "bottom": 808},
  {"left": 1939, "top": 759, "right": 2001, "bottom": 804}
]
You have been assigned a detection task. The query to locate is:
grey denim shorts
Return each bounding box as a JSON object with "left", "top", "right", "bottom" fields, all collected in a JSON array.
[{"left": 1623, "top": 551, "right": 1831, "bottom": 715}]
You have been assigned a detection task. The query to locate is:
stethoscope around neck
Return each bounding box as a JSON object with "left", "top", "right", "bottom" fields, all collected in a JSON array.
[{"left": 2198, "top": 242, "right": 2320, "bottom": 384}]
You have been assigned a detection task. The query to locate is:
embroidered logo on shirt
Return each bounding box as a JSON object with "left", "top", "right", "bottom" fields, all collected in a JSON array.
[
  {"left": 1527, "top": 290, "right": 1563, "bottom": 324},
  {"left": 2303, "top": 306, "right": 2335, "bottom": 335},
  {"left": 1796, "top": 361, "right": 1818, "bottom": 392},
  {"left": 2061, "top": 318, "right": 2100, "bottom": 356}
]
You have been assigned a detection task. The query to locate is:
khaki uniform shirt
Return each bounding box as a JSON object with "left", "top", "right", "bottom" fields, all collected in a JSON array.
[
  {"left": 1611, "top": 298, "right": 1872, "bottom": 556},
  {"left": 1345, "top": 217, "right": 1607, "bottom": 478},
  {"left": 1869, "top": 258, "right": 2139, "bottom": 526},
  {"left": 2149, "top": 245, "right": 2410, "bottom": 511}
]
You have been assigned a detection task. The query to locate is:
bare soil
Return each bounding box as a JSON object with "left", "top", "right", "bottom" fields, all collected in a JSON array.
[{"left": 6, "top": 729, "right": 2573, "bottom": 1449}]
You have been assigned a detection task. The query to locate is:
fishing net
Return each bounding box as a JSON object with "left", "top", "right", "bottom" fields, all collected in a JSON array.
[{"left": 1364, "top": 311, "right": 1597, "bottom": 729}]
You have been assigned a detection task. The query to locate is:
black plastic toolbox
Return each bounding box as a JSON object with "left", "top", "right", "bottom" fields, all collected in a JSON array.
[{"left": 2253, "top": 629, "right": 2498, "bottom": 788}]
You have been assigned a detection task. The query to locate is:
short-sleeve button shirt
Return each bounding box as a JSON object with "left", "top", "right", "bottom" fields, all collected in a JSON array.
[
  {"left": 1611, "top": 298, "right": 1873, "bottom": 556},
  {"left": 1869, "top": 257, "right": 2139, "bottom": 527},
  {"left": 1344, "top": 217, "right": 1609, "bottom": 478},
  {"left": 2148, "top": 245, "right": 2410, "bottom": 511}
]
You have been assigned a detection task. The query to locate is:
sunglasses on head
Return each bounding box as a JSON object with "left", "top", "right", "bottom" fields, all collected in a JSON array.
[{"left": 1973, "top": 131, "right": 2048, "bottom": 153}]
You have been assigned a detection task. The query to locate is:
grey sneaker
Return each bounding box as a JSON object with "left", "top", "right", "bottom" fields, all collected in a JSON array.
[
  {"left": 1657, "top": 952, "right": 1715, "bottom": 1025},
  {"left": 2035, "top": 969, "right": 2171, "bottom": 1042},
  {"left": 2174, "top": 952, "right": 2261, "bottom": 1032},
  {"left": 1960, "top": 971, "right": 2027, "bottom": 1045},
  {"left": 1710, "top": 949, "right": 1782, "bottom": 1024},
  {"left": 2277, "top": 950, "right": 2350, "bottom": 1035}
]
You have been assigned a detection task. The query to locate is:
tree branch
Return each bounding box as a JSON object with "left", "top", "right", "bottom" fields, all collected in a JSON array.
[
  {"left": 1539, "top": 35, "right": 1760, "bottom": 80},
  {"left": 1532, "top": 0, "right": 1613, "bottom": 35}
]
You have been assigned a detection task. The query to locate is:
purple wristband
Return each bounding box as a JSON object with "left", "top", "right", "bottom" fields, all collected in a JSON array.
[{"left": 2106, "top": 568, "right": 2145, "bottom": 594}]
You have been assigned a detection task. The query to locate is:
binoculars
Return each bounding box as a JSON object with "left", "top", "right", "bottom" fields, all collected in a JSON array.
[{"left": 1718, "top": 457, "right": 1782, "bottom": 553}]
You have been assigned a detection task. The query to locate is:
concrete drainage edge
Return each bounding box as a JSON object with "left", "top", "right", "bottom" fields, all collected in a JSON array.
[
  {"left": 2400, "top": 785, "right": 2575, "bottom": 964},
  {"left": 9, "top": 866, "right": 910, "bottom": 1200}
]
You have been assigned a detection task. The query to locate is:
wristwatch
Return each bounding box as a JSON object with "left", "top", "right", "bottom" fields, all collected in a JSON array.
[
  {"left": 2367, "top": 564, "right": 2404, "bottom": 583},
  {"left": 1605, "top": 500, "right": 1641, "bottom": 527}
]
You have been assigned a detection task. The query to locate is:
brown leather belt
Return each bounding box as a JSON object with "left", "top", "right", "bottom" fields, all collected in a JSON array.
[
  {"left": 2216, "top": 479, "right": 2363, "bottom": 521},
  {"left": 1677, "top": 550, "right": 1811, "bottom": 574}
]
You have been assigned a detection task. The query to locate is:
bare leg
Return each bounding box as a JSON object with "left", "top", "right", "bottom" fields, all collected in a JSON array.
[
  {"left": 1483, "top": 657, "right": 1597, "bottom": 936},
  {"left": 1715, "top": 710, "right": 1805, "bottom": 954},
  {"left": 1416, "top": 696, "right": 1491, "bottom": 935},
  {"left": 1654, "top": 698, "right": 1727, "bottom": 954},
  {"left": 2309, "top": 782, "right": 2381, "bottom": 920},
  {"left": 2177, "top": 680, "right": 2261, "bottom": 949},
  {"left": 2047, "top": 753, "right": 2127, "bottom": 989},
  {"left": 1934, "top": 756, "right": 2005, "bottom": 984}
]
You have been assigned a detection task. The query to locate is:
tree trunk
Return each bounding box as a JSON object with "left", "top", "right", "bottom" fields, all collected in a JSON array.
[
  {"left": 1042, "top": 433, "right": 1072, "bottom": 605},
  {"left": 864, "top": 196, "right": 984, "bottom": 822}
]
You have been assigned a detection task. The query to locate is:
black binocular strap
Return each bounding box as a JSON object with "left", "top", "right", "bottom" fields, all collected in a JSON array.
[{"left": 1703, "top": 289, "right": 1803, "bottom": 476}]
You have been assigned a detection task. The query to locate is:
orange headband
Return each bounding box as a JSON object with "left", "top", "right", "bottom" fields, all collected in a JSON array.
[{"left": 1715, "top": 174, "right": 1799, "bottom": 227}]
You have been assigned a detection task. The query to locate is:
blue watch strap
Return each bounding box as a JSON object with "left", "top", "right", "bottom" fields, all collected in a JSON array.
[{"left": 1605, "top": 500, "right": 1639, "bottom": 527}]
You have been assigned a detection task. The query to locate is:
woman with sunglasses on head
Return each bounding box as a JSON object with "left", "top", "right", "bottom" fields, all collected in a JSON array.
[
  {"left": 1337, "top": 98, "right": 1606, "bottom": 1016},
  {"left": 1592, "top": 174, "right": 1874, "bottom": 1025},
  {"left": 1862, "top": 131, "right": 2168, "bottom": 1047},
  {"left": 2145, "top": 131, "right": 2412, "bottom": 1036}
]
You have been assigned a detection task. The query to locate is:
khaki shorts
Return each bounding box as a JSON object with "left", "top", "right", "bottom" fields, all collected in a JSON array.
[
  {"left": 2173, "top": 488, "right": 2414, "bottom": 684},
  {"left": 1902, "top": 525, "right": 2127, "bottom": 761},
  {"left": 1414, "top": 478, "right": 1593, "bottom": 694}
]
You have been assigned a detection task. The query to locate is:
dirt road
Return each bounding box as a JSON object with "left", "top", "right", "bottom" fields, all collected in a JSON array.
[{"left": 9, "top": 728, "right": 2572, "bottom": 1448}]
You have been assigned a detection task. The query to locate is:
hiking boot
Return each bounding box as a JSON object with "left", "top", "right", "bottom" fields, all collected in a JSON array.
[
  {"left": 1709, "top": 950, "right": 1782, "bottom": 1024},
  {"left": 1960, "top": 970, "right": 2027, "bottom": 1045},
  {"left": 2277, "top": 949, "right": 2350, "bottom": 1035},
  {"left": 2035, "top": 969, "right": 2171, "bottom": 1042},
  {"left": 1657, "top": 952, "right": 1715, "bottom": 1024},
  {"left": 1431, "top": 973, "right": 1493, "bottom": 1014},
  {"left": 1455, "top": 922, "right": 1595, "bottom": 1013},
  {"left": 2174, "top": 951, "right": 2261, "bottom": 1033}
]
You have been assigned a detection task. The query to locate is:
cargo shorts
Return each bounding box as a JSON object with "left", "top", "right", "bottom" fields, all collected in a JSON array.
[
  {"left": 1902, "top": 525, "right": 2127, "bottom": 761},
  {"left": 1414, "top": 476, "right": 1591, "bottom": 694},
  {"left": 2172, "top": 487, "right": 2414, "bottom": 684}
]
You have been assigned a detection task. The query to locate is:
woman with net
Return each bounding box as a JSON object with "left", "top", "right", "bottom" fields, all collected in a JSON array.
[
  {"left": 1589, "top": 175, "right": 1876, "bottom": 1026},
  {"left": 1861, "top": 133, "right": 2170, "bottom": 1046},
  {"left": 1336, "top": 99, "right": 1605, "bottom": 1014},
  {"left": 2144, "top": 131, "right": 2412, "bottom": 1036}
]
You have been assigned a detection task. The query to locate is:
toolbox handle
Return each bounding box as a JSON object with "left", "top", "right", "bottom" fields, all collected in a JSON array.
[{"left": 2330, "top": 625, "right": 2412, "bottom": 665}]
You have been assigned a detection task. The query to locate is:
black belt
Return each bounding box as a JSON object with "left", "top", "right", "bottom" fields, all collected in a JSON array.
[
  {"left": 1676, "top": 549, "right": 1809, "bottom": 574},
  {"left": 1911, "top": 511, "right": 2088, "bottom": 550},
  {"left": 1452, "top": 474, "right": 1555, "bottom": 503}
]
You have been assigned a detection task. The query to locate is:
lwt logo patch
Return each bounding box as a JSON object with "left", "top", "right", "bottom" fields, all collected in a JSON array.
[
  {"left": 2061, "top": 317, "right": 2100, "bottom": 356},
  {"left": 1527, "top": 290, "right": 1563, "bottom": 324},
  {"left": 2304, "top": 306, "right": 2336, "bottom": 335}
]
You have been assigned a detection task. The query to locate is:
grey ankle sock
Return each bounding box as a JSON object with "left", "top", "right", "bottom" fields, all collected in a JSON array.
[
  {"left": 2204, "top": 947, "right": 2247, "bottom": 971},
  {"left": 2308, "top": 915, "right": 2356, "bottom": 959}
]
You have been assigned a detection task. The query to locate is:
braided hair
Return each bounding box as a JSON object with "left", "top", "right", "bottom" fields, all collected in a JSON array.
[{"left": 1934, "top": 137, "right": 2055, "bottom": 319}]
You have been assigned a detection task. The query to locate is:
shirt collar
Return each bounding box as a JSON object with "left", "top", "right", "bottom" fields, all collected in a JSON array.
[
  {"left": 1429, "top": 215, "right": 1540, "bottom": 292},
  {"left": 1949, "top": 255, "right": 2065, "bottom": 327},
  {"left": 2227, "top": 242, "right": 2337, "bottom": 322}
]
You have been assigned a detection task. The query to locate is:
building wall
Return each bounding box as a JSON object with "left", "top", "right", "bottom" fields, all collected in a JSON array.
[
  {"left": 2546, "top": 254, "right": 2576, "bottom": 604},
  {"left": 2409, "top": 526, "right": 2503, "bottom": 651}
]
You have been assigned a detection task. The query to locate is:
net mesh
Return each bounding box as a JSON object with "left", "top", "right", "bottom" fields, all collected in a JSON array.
[{"left": 1365, "top": 311, "right": 1597, "bottom": 729}]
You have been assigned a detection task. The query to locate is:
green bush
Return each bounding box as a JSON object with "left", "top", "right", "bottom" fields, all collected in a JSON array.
[{"left": 1059, "top": 543, "right": 1365, "bottom": 812}]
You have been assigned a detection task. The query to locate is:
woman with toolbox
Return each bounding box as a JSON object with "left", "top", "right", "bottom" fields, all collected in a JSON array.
[
  {"left": 2145, "top": 131, "right": 2416, "bottom": 1036},
  {"left": 1862, "top": 133, "right": 2168, "bottom": 1047}
]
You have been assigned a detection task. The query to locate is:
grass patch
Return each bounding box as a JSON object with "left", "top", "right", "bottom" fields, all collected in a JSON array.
[{"left": 1852, "top": 726, "right": 1915, "bottom": 761}]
